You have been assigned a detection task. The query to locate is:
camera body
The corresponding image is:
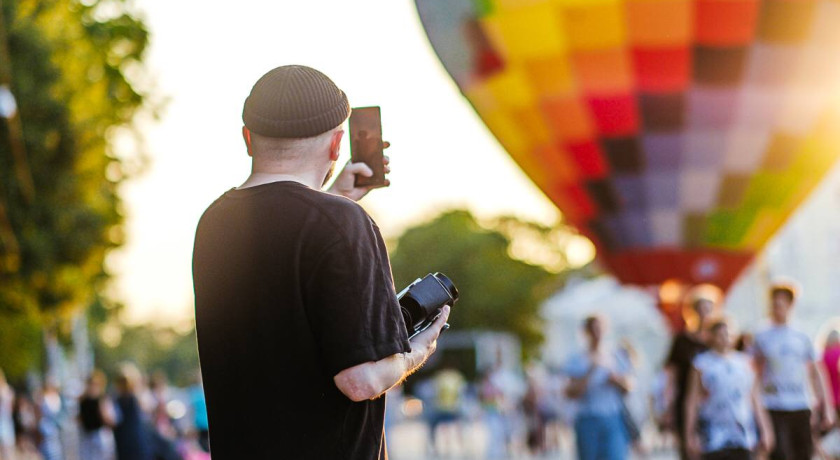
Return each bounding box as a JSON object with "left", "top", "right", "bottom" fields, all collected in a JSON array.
[{"left": 397, "top": 273, "right": 459, "bottom": 339}]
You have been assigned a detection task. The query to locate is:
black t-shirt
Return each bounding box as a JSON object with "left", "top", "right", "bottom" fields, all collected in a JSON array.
[
  {"left": 192, "top": 181, "right": 411, "bottom": 459},
  {"left": 665, "top": 331, "right": 708, "bottom": 421},
  {"left": 79, "top": 396, "right": 104, "bottom": 432}
]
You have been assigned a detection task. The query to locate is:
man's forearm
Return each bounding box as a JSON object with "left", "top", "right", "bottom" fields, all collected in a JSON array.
[
  {"left": 334, "top": 344, "right": 431, "bottom": 402},
  {"left": 334, "top": 305, "right": 449, "bottom": 402},
  {"left": 810, "top": 362, "right": 833, "bottom": 410}
]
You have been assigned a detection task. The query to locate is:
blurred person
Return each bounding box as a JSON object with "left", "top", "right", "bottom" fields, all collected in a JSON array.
[
  {"left": 523, "top": 364, "right": 552, "bottom": 455},
  {"left": 537, "top": 366, "right": 566, "bottom": 453},
  {"left": 684, "top": 319, "right": 773, "bottom": 460},
  {"left": 824, "top": 330, "right": 840, "bottom": 425},
  {"left": 650, "top": 368, "right": 675, "bottom": 452},
  {"left": 429, "top": 363, "right": 466, "bottom": 455},
  {"left": 37, "top": 377, "right": 63, "bottom": 460},
  {"left": 12, "top": 393, "right": 38, "bottom": 455},
  {"left": 753, "top": 281, "right": 835, "bottom": 460},
  {"left": 487, "top": 355, "right": 529, "bottom": 457},
  {"left": 149, "top": 371, "right": 176, "bottom": 440},
  {"left": 734, "top": 333, "right": 755, "bottom": 354},
  {"left": 187, "top": 373, "right": 209, "bottom": 453},
  {"left": 563, "top": 315, "right": 634, "bottom": 460},
  {"left": 113, "top": 363, "right": 152, "bottom": 460},
  {"left": 79, "top": 370, "right": 116, "bottom": 460},
  {"left": 665, "top": 293, "right": 717, "bottom": 459},
  {"left": 0, "top": 369, "right": 14, "bottom": 460},
  {"left": 192, "top": 65, "right": 449, "bottom": 459},
  {"left": 479, "top": 368, "right": 508, "bottom": 459},
  {"left": 616, "top": 340, "right": 643, "bottom": 453}
]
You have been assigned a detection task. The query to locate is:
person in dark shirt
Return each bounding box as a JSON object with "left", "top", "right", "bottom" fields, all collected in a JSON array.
[
  {"left": 192, "top": 65, "right": 449, "bottom": 459},
  {"left": 664, "top": 292, "right": 717, "bottom": 460},
  {"left": 113, "top": 364, "right": 152, "bottom": 460},
  {"left": 78, "top": 370, "right": 116, "bottom": 460}
]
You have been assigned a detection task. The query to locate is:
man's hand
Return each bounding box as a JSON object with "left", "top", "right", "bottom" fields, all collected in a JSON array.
[
  {"left": 758, "top": 428, "right": 775, "bottom": 455},
  {"left": 686, "top": 432, "right": 702, "bottom": 460},
  {"left": 408, "top": 305, "right": 451, "bottom": 367},
  {"left": 825, "top": 405, "right": 837, "bottom": 429},
  {"left": 327, "top": 142, "right": 391, "bottom": 202},
  {"left": 814, "top": 402, "right": 836, "bottom": 432}
]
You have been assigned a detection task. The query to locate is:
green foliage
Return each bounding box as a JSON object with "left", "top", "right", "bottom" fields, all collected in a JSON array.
[
  {"left": 93, "top": 322, "right": 200, "bottom": 388},
  {"left": 0, "top": 0, "right": 152, "bottom": 375},
  {"left": 0, "top": 312, "right": 40, "bottom": 380},
  {"left": 390, "top": 210, "right": 569, "bottom": 357}
]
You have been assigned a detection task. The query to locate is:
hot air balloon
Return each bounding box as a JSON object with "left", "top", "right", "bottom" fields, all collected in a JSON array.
[{"left": 415, "top": 0, "right": 840, "bottom": 292}]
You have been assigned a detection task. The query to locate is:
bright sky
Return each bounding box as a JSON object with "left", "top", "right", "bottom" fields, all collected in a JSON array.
[{"left": 109, "top": 0, "right": 567, "bottom": 325}]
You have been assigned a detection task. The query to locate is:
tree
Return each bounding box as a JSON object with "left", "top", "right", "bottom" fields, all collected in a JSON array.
[
  {"left": 93, "top": 321, "right": 200, "bottom": 388},
  {"left": 0, "top": 0, "right": 152, "bottom": 379},
  {"left": 389, "top": 210, "right": 586, "bottom": 356}
]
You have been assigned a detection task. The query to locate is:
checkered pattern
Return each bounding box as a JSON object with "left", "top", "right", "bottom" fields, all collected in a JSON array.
[{"left": 415, "top": 0, "right": 840, "bottom": 288}]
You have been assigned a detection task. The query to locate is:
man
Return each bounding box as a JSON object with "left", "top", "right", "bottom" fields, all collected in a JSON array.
[
  {"left": 192, "top": 65, "right": 449, "bottom": 459},
  {"left": 664, "top": 293, "right": 717, "bottom": 459},
  {"left": 753, "top": 280, "right": 835, "bottom": 460}
]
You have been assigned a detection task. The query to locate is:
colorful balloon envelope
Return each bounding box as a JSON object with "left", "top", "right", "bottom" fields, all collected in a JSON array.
[{"left": 415, "top": 0, "right": 840, "bottom": 291}]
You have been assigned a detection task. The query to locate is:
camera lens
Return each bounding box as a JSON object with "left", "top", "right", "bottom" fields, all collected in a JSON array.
[{"left": 433, "top": 272, "right": 459, "bottom": 302}]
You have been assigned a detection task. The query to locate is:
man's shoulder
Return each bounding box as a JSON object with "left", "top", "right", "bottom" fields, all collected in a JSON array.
[
  {"left": 754, "top": 327, "right": 776, "bottom": 341},
  {"left": 692, "top": 350, "right": 713, "bottom": 368},
  {"left": 310, "top": 189, "right": 372, "bottom": 221},
  {"left": 306, "top": 192, "right": 382, "bottom": 246}
]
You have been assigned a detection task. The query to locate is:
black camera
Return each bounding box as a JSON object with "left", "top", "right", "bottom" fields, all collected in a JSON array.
[{"left": 397, "top": 272, "right": 459, "bottom": 339}]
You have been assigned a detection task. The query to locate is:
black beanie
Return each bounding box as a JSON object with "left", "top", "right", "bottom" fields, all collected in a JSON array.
[{"left": 242, "top": 65, "right": 350, "bottom": 138}]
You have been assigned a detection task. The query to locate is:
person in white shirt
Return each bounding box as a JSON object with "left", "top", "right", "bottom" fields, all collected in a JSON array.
[
  {"left": 685, "top": 319, "right": 773, "bottom": 460},
  {"left": 753, "top": 281, "right": 835, "bottom": 460}
]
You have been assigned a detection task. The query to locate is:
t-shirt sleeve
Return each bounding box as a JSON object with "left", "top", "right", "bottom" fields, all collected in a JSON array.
[
  {"left": 802, "top": 333, "right": 817, "bottom": 362},
  {"left": 752, "top": 333, "right": 766, "bottom": 360},
  {"left": 305, "top": 213, "right": 411, "bottom": 377},
  {"left": 690, "top": 352, "right": 706, "bottom": 373},
  {"left": 563, "top": 354, "right": 586, "bottom": 378}
]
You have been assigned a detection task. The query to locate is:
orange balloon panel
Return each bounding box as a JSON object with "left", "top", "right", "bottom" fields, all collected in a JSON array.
[{"left": 415, "top": 0, "right": 840, "bottom": 289}]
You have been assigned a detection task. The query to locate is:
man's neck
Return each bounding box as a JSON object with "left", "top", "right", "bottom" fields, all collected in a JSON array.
[
  {"left": 712, "top": 346, "right": 729, "bottom": 356},
  {"left": 238, "top": 171, "right": 319, "bottom": 190}
]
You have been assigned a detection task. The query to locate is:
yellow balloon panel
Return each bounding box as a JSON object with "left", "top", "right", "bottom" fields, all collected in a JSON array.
[
  {"left": 481, "top": 3, "right": 567, "bottom": 61},
  {"left": 562, "top": 1, "right": 627, "bottom": 50}
]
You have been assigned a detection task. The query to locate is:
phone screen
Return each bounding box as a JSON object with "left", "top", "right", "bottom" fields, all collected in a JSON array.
[{"left": 349, "top": 106, "right": 385, "bottom": 187}]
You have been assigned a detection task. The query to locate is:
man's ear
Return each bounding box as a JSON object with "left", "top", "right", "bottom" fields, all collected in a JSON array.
[
  {"left": 329, "top": 130, "right": 344, "bottom": 161},
  {"left": 242, "top": 126, "right": 253, "bottom": 157}
]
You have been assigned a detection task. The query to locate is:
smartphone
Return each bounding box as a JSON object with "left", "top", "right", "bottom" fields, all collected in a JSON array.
[{"left": 349, "top": 106, "right": 386, "bottom": 187}]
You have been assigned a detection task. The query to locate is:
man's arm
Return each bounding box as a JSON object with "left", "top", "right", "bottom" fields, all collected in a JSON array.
[
  {"left": 683, "top": 367, "right": 703, "bottom": 459},
  {"left": 565, "top": 372, "right": 592, "bottom": 400},
  {"left": 752, "top": 378, "right": 775, "bottom": 454},
  {"left": 608, "top": 372, "right": 634, "bottom": 394},
  {"left": 333, "top": 305, "right": 449, "bottom": 402},
  {"left": 808, "top": 360, "right": 835, "bottom": 428}
]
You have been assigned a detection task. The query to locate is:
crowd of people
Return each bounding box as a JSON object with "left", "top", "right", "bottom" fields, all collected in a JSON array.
[
  {"left": 0, "top": 363, "right": 209, "bottom": 460},
  {"left": 0, "top": 291, "right": 837, "bottom": 460},
  {"left": 390, "top": 280, "right": 840, "bottom": 460}
]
